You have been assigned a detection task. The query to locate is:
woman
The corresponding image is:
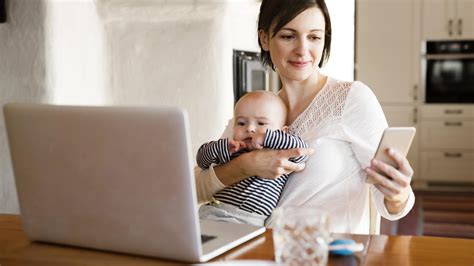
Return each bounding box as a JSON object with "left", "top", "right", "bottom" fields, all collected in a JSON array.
[{"left": 195, "top": 0, "right": 414, "bottom": 234}]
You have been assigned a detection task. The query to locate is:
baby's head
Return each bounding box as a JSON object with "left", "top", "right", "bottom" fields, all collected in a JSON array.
[{"left": 233, "top": 90, "right": 288, "bottom": 142}]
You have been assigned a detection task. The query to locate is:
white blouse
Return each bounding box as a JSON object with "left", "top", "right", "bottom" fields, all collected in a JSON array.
[{"left": 194, "top": 77, "right": 415, "bottom": 234}]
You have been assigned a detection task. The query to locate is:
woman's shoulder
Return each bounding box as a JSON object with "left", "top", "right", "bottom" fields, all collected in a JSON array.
[
  {"left": 326, "top": 77, "right": 371, "bottom": 92},
  {"left": 327, "top": 77, "right": 378, "bottom": 102}
]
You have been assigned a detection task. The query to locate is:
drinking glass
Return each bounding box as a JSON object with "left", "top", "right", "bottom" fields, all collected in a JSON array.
[{"left": 272, "top": 206, "right": 331, "bottom": 266}]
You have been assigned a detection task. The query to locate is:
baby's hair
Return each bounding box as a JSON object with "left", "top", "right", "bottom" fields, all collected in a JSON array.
[{"left": 236, "top": 90, "right": 288, "bottom": 122}]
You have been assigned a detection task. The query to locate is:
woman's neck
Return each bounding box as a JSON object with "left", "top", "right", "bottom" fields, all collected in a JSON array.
[{"left": 280, "top": 72, "right": 327, "bottom": 125}]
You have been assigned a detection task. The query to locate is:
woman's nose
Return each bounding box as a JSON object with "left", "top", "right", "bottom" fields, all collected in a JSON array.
[{"left": 295, "top": 38, "right": 308, "bottom": 56}]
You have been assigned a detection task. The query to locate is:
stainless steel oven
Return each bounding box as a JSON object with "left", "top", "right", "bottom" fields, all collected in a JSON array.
[
  {"left": 233, "top": 50, "right": 271, "bottom": 103},
  {"left": 422, "top": 40, "right": 474, "bottom": 104}
]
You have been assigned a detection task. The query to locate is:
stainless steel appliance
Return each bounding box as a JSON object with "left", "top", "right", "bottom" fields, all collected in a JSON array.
[
  {"left": 233, "top": 50, "right": 270, "bottom": 103},
  {"left": 422, "top": 40, "right": 474, "bottom": 104}
]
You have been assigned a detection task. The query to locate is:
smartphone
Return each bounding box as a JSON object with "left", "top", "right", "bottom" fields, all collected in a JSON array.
[{"left": 374, "top": 127, "right": 416, "bottom": 167}]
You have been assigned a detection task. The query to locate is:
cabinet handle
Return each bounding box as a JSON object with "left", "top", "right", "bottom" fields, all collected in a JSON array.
[
  {"left": 444, "top": 121, "right": 463, "bottom": 126},
  {"left": 444, "top": 152, "right": 462, "bottom": 158},
  {"left": 458, "top": 19, "right": 463, "bottom": 35},
  {"left": 413, "top": 84, "right": 418, "bottom": 101},
  {"left": 444, "top": 109, "right": 463, "bottom": 114},
  {"left": 448, "top": 19, "right": 453, "bottom": 36}
]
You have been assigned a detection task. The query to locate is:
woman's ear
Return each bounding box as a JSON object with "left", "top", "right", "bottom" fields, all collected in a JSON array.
[{"left": 258, "top": 29, "right": 270, "bottom": 51}]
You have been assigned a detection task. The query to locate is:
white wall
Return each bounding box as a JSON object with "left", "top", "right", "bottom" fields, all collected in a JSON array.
[
  {"left": 98, "top": 1, "right": 235, "bottom": 151},
  {"left": 0, "top": 0, "right": 48, "bottom": 214},
  {"left": 46, "top": 0, "right": 108, "bottom": 105},
  {"left": 322, "top": 0, "right": 355, "bottom": 81}
]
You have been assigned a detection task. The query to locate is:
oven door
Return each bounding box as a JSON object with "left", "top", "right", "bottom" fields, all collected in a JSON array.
[
  {"left": 424, "top": 55, "right": 474, "bottom": 103},
  {"left": 233, "top": 50, "right": 269, "bottom": 103}
]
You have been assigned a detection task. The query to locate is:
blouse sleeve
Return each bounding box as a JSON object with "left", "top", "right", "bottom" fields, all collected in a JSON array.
[
  {"left": 194, "top": 119, "right": 233, "bottom": 204},
  {"left": 342, "top": 81, "right": 415, "bottom": 220}
]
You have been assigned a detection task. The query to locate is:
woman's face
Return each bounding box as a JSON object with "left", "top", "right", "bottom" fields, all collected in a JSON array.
[{"left": 260, "top": 7, "right": 326, "bottom": 82}]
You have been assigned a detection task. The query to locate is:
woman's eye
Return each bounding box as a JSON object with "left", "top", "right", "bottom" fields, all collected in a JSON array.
[
  {"left": 280, "top": 35, "right": 295, "bottom": 40},
  {"left": 309, "top": 35, "right": 322, "bottom": 41}
]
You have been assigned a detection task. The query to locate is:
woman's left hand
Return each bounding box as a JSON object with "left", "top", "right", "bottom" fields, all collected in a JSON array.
[{"left": 364, "top": 148, "right": 414, "bottom": 214}]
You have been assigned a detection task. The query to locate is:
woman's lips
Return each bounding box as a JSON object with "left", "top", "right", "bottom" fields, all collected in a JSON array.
[{"left": 289, "top": 61, "right": 310, "bottom": 68}]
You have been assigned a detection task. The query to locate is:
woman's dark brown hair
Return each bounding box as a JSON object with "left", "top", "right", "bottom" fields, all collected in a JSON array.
[{"left": 257, "top": 0, "right": 332, "bottom": 70}]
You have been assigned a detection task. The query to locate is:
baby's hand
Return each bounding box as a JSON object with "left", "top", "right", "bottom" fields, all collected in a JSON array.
[
  {"left": 228, "top": 139, "right": 248, "bottom": 154},
  {"left": 251, "top": 132, "right": 266, "bottom": 150}
]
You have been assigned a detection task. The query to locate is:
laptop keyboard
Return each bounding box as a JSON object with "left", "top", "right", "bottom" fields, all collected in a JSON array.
[{"left": 201, "top": 234, "right": 217, "bottom": 244}]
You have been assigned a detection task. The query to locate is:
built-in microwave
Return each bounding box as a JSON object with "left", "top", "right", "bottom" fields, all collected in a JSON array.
[
  {"left": 422, "top": 40, "right": 474, "bottom": 104},
  {"left": 233, "top": 50, "right": 278, "bottom": 103}
]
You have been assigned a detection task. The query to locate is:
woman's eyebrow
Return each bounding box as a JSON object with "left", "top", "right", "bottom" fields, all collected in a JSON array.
[{"left": 280, "top": 28, "right": 324, "bottom": 33}]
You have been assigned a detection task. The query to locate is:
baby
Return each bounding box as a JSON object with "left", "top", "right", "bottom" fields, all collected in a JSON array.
[{"left": 196, "top": 90, "right": 308, "bottom": 227}]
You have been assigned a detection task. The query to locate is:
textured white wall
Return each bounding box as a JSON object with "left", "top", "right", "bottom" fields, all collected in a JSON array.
[
  {"left": 0, "top": 0, "right": 257, "bottom": 214},
  {"left": 0, "top": 0, "right": 48, "bottom": 214},
  {"left": 98, "top": 1, "right": 235, "bottom": 153},
  {"left": 46, "top": 0, "right": 108, "bottom": 105}
]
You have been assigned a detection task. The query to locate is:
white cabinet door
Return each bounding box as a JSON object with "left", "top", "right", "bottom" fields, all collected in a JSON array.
[
  {"left": 422, "top": 0, "right": 474, "bottom": 39},
  {"left": 455, "top": 0, "right": 474, "bottom": 38},
  {"left": 421, "top": 151, "right": 474, "bottom": 182},
  {"left": 356, "top": 0, "right": 415, "bottom": 104},
  {"left": 422, "top": 0, "right": 455, "bottom": 39},
  {"left": 421, "top": 120, "right": 474, "bottom": 150}
]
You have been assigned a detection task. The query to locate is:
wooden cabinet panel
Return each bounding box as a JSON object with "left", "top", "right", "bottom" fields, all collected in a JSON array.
[
  {"left": 421, "top": 120, "right": 474, "bottom": 150},
  {"left": 421, "top": 151, "right": 474, "bottom": 182},
  {"left": 422, "top": 0, "right": 474, "bottom": 39},
  {"left": 422, "top": 0, "right": 454, "bottom": 40},
  {"left": 421, "top": 105, "right": 474, "bottom": 119},
  {"left": 455, "top": 0, "right": 474, "bottom": 38},
  {"left": 356, "top": 0, "right": 415, "bottom": 104}
]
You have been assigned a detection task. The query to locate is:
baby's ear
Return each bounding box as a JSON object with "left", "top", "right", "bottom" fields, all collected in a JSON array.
[{"left": 281, "top": 126, "right": 289, "bottom": 133}]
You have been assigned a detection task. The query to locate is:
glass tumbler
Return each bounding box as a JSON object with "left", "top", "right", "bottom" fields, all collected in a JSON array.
[{"left": 272, "top": 206, "right": 331, "bottom": 266}]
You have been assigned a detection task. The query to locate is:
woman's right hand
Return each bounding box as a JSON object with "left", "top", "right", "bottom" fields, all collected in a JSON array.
[
  {"left": 238, "top": 148, "right": 314, "bottom": 179},
  {"left": 213, "top": 147, "right": 313, "bottom": 186}
]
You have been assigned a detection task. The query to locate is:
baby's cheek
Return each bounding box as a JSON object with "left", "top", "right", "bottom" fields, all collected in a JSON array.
[{"left": 232, "top": 130, "right": 244, "bottom": 141}]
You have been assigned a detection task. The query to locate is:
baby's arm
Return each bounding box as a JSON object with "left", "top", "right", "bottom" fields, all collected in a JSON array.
[
  {"left": 196, "top": 139, "right": 232, "bottom": 169},
  {"left": 262, "top": 129, "right": 309, "bottom": 164}
]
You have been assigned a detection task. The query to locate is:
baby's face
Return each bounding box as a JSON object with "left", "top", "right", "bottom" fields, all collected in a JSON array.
[{"left": 233, "top": 95, "right": 286, "bottom": 143}]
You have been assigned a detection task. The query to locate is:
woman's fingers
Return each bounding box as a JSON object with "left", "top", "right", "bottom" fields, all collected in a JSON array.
[
  {"left": 282, "top": 160, "right": 306, "bottom": 172},
  {"left": 365, "top": 166, "right": 401, "bottom": 195},
  {"left": 249, "top": 148, "right": 313, "bottom": 179},
  {"left": 277, "top": 148, "right": 313, "bottom": 173},
  {"left": 279, "top": 147, "right": 314, "bottom": 158},
  {"left": 374, "top": 184, "right": 398, "bottom": 199},
  {"left": 370, "top": 159, "right": 410, "bottom": 187},
  {"left": 387, "top": 148, "right": 414, "bottom": 177}
]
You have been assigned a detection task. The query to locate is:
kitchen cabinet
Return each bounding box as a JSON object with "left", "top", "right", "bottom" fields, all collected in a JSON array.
[
  {"left": 356, "top": 0, "right": 419, "bottom": 104},
  {"left": 419, "top": 105, "right": 474, "bottom": 183},
  {"left": 421, "top": 0, "right": 474, "bottom": 40}
]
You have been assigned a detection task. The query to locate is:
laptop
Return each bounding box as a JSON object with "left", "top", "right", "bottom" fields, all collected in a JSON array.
[{"left": 3, "top": 103, "right": 265, "bottom": 263}]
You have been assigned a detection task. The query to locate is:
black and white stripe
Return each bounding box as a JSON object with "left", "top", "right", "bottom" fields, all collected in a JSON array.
[
  {"left": 196, "top": 129, "right": 308, "bottom": 217},
  {"left": 196, "top": 138, "right": 231, "bottom": 169}
]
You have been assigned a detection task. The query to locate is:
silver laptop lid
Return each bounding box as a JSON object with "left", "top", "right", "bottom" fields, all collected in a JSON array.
[{"left": 4, "top": 103, "right": 203, "bottom": 261}]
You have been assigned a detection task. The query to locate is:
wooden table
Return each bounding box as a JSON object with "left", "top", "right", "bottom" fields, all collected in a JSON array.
[{"left": 1, "top": 214, "right": 473, "bottom": 265}]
